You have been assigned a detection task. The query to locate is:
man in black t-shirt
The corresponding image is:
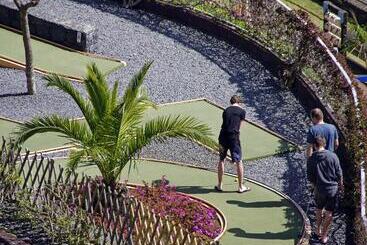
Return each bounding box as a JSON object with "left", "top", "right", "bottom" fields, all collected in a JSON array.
[{"left": 215, "top": 95, "right": 251, "bottom": 193}]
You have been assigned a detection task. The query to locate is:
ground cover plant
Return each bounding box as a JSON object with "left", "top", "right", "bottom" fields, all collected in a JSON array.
[
  {"left": 131, "top": 177, "right": 221, "bottom": 240},
  {"left": 14, "top": 62, "right": 218, "bottom": 186}
]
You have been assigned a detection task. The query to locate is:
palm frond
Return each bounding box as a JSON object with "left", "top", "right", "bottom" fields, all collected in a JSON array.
[
  {"left": 44, "top": 74, "right": 97, "bottom": 131},
  {"left": 110, "top": 80, "right": 119, "bottom": 114},
  {"left": 121, "top": 61, "right": 153, "bottom": 109},
  {"left": 123, "top": 115, "right": 218, "bottom": 159},
  {"left": 15, "top": 115, "right": 92, "bottom": 146},
  {"left": 67, "top": 149, "right": 88, "bottom": 171},
  {"left": 84, "top": 63, "right": 110, "bottom": 120}
]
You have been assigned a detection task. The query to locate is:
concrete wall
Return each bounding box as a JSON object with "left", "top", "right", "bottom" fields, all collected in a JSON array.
[{"left": 0, "top": 3, "right": 96, "bottom": 51}]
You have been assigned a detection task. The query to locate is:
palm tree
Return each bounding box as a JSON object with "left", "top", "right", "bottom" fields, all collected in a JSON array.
[
  {"left": 14, "top": 0, "right": 40, "bottom": 95},
  {"left": 15, "top": 62, "right": 218, "bottom": 186}
]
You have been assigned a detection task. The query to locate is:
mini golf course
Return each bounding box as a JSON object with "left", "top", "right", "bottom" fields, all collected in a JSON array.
[
  {"left": 0, "top": 26, "right": 125, "bottom": 80},
  {"left": 56, "top": 159, "right": 304, "bottom": 245},
  {"left": 0, "top": 99, "right": 296, "bottom": 157},
  {"left": 146, "top": 99, "right": 297, "bottom": 160}
]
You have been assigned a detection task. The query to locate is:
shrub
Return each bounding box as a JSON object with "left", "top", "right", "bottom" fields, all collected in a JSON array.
[{"left": 131, "top": 177, "right": 221, "bottom": 239}]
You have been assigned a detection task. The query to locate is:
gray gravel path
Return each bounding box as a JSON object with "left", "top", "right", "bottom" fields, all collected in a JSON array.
[{"left": 0, "top": 0, "right": 349, "bottom": 243}]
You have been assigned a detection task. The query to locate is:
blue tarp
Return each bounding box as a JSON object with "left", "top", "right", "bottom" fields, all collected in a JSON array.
[{"left": 357, "top": 75, "right": 367, "bottom": 83}]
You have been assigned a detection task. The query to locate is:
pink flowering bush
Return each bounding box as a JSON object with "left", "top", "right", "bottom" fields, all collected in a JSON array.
[{"left": 131, "top": 177, "right": 222, "bottom": 239}]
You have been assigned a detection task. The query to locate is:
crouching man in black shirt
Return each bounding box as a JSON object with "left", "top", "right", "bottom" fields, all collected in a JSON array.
[
  {"left": 215, "top": 95, "right": 251, "bottom": 193},
  {"left": 307, "top": 136, "right": 344, "bottom": 244}
]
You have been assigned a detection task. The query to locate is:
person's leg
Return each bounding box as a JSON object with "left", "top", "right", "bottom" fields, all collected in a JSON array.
[
  {"left": 231, "top": 138, "right": 250, "bottom": 192},
  {"left": 315, "top": 208, "right": 323, "bottom": 236},
  {"left": 217, "top": 160, "right": 225, "bottom": 190},
  {"left": 235, "top": 161, "right": 243, "bottom": 189},
  {"left": 320, "top": 211, "right": 333, "bottom": 243},
  {"left": 314, "top": 190, "right": 326, "bottom": 237},
  {"left": 320, "top": 195, "right": 337, "bottom": 243},
  {"left": 216, "top": 143, "right": 227, "bottom": 191}
]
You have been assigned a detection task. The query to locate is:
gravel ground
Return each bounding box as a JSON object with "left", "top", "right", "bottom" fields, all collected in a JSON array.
[
  {"left": 0, "top": 0, "right": 350, "bottom": 243},
  {"left": 0, "top": 201, "right": 59, "bottom": 245}
]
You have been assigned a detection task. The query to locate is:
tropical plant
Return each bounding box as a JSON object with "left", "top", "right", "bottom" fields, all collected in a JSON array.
[{"left": 15, "top": 62, "right": 218, "bottom": 186}]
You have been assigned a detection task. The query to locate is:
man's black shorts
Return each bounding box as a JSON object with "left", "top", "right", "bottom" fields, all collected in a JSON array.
[
  {"left": 315, "top": 190, "right": 337, "bottom": 212},
  {"left": 219, "top": 132, "right": 242, "bottom": 163}
]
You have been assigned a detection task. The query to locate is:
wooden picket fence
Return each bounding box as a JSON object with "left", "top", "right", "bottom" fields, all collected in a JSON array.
[{"left": 0, "top": 138, "right": 216, "bottom": 245}]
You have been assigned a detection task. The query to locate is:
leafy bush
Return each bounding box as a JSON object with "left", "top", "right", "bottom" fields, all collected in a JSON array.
[{"left": 131, "top": 177, "right": 221, "bottom": 239}]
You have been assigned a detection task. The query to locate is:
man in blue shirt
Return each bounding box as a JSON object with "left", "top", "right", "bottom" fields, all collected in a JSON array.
[
  {"left": 307, "top": 136, "right": 343, "bottom": 244},
  {"left": 215, "top": 95, "right": 250, "bottom": 193},
  {"left": 306, "top": 108, "right": 339, "bottom": 158}
]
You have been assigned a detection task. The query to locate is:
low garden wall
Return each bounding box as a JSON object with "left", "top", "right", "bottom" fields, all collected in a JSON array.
[
  {"left": 133, "top": 0, "right": 367, "bottom": 243},
  {"left": 0, "top": 3, "right": 96, "bottom": 51}
]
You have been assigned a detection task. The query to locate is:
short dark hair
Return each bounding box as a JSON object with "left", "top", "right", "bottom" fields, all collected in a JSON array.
[
  {"left": 314, "top": 136, "right": 326, "bottom": 148},
  {"left": 310, "top": 108, "right": 324, "bottom": 121},
  {"left": 230, "top": 95, "right": 242, "bottom": 104}
]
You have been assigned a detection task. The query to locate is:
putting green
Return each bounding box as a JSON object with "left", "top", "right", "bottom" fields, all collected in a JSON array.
[
  {"left": 0, "top": 118, "right": 70, "bottom": 153},
  {"left": 0, "top": 26, "right": 124, "bottom": 79},
  {"left": 0, "top": 100, "right": 296, "bottom": 158},
  {"left": 145, "top": 100, "right": 296, "bottom": 160},
  {"left": 60, "top": 159, "right": 303, "bottom": 245}
]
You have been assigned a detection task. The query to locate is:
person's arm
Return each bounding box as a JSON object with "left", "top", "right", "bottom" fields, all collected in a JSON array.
[
  {"left": 335, "top": 139, "right": 339, "bottom": 151},
  {"left": 334, "top": 127, "right": 339, "bottom": 150},
  {"left": 306, "top": 144, "right": 313, "bottom": 158},
  {"left": 306, "top": 128, "right": 314, "bottom": 158},
  {"left": 306, "top": 157, "right": 316, "bottom": 186},
  {"left": 240, "top": 109, "right": 246, "bottom": 128}
]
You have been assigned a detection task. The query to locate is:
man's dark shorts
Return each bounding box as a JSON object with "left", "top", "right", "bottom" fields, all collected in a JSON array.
[
  {"left": 219, "top": 132, "right": 242, "bottom": 163},
  {"left": 315, "top": 190, "right": 337, "bottom": 212}
]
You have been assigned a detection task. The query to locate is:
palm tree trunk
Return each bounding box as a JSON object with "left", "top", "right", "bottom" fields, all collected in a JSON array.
[{"left": 20, "top": 9, "right": 36, "bottom": 95}]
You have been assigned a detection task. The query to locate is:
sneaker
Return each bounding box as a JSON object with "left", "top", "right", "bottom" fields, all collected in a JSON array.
[{"left": 237, "top": 186, "right": 251, "bottom": 193}]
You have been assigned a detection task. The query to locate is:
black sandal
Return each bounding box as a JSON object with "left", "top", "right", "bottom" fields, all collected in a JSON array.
[{"left": 214, "top": 185, "right": 223, "bottom": 192}]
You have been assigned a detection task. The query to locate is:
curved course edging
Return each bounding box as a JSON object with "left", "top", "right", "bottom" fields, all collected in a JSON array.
[{"left": 141, "top": 157, "right": 311, "bottom": 244}]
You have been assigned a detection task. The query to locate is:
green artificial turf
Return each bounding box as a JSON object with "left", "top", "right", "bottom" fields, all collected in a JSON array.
[
  {"left": 0, "top": 27, "right": 124, "bottom": 79},
  {"left": 0, "top": 119, "right": 70, "bottom": 152},
  {"left": 66, "top": 159, "right": 303, "bottom": 245},
  {"left": 144, "top": 100, "right": 297, "bottom": 161},
  {"left": 0, "top": 100, "right": 296, "bottom": 158}
]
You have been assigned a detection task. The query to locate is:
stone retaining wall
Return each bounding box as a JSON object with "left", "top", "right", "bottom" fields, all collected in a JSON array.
[{"left": 0, "top": 3, "right": 96, "bottom": 51}]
